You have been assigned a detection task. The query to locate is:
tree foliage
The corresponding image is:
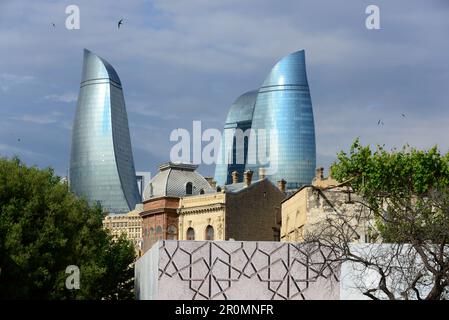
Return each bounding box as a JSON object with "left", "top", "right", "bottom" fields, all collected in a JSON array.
[
  {"left": 303, "top": 140, "right": 449, "bottom": 300},
  {"left": 331, "top": 139, "right": 449, "bottom": 243},
  {"left": 0, "top": 156, "right": 136, "bottom": 299}
]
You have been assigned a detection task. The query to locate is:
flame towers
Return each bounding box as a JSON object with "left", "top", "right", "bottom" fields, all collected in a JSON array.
[
  {"left": 69, "top": 49, "right": 141, "bottom": 213},
  {"left": 214, "top": 90, "right": 258, "bottom": 186},
  {"left": 214, "top": 50, "right": 316, "bottom": 190}
]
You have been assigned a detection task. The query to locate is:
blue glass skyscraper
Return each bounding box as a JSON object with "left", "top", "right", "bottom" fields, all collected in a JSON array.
[
  {"left": 246, "top": 50, "right": 316, "bottom": 190},
  {"left": 69, "top": 49, "right": 141, "bottom": 213},
  {"left": 214, "top": 90, "right": 258, "bottom": 186}
]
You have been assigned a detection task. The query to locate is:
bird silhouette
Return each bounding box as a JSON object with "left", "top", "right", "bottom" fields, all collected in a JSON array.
[
  {"left": 118, "top": 19, "right": 124, "bottom": 29},
  {"left": 377, "top": 120, "right": 384, "bottom": 126},
  {"left": 401, "top": 113, "right": 406, "bottom": 118},
  {"left": 17, "top": 138, "right": 21, "bottom": 142},
  {"left": 50, "top": 22, "right": 56, "bottom": 28}
]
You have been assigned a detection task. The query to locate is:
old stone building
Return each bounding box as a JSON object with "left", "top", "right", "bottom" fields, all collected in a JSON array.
[
  {"left": 281, "top": 168, "right": 374, "bottom": 243},
  {"left": 178, "top": 170, "right": 286, "bottom": 241},
  {"left": 140, "top": 162, "right": 214, "bottom": 253},
  {"left": 103, "top": 205, "right": 143, "bottom": 256}
]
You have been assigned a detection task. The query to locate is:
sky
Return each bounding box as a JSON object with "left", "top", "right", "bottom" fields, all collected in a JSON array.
[{"left": 0, "top": 0, "right": 448, "bottom": 179}]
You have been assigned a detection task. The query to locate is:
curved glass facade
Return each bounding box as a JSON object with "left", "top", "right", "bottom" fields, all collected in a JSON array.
[
  {"left": 245, "top": 50, "right": 316, "bottom": 190},
  {"left": 69, "top": 49, "right": 141, "bottom": 213},
  {"left": 214, "top": 90, "right": 258, "bottom": 186}
]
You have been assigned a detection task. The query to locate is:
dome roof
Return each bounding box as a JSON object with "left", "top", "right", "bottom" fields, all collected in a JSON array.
[{"left": 143, "top": 163, "right": 214, "bottom": 201}]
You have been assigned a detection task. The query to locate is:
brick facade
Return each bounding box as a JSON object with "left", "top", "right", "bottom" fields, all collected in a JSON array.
[{"left": 141, "top": 197, "right": 180, "bottom": 253}]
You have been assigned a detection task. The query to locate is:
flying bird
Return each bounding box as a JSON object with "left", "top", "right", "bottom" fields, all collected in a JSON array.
[
  {"left": 51, "top": 22, "right": 56, "bottom": 28},
  {"left": 401, "top": 113, "right": 406, "bottom": 118},
  {"left": 377, "top": 119, "right": 384, "bottom": 126},
  {"left": 118, "top": 19, "right": 124, "bottom": 29},
  {"left": 17, "top": 138, "right": 21, "bottom": 142}
]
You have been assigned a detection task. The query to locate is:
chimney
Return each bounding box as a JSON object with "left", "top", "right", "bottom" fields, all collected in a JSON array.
[
  {"left": 259, "top": 167, "right": 266, "bottom": 180},
  {"left": 205, "top": 177, "right": 216, "bottom": 189},
  {"left": 316, "top": 167, "right": 324, "bottom": 180},
  {"left": 277, "top": 179, "right": 286, "bottom": 192},
  {"left": 243, "top": 170, "right": 253, "bottom": 187},
  {"left": 231, "top": 171, "right": 239, "bottom": 184}
]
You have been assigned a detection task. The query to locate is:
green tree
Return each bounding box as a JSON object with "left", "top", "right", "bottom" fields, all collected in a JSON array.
[
  {"left": 331, "top": 139, "right": 449, "bottom": 243},
  {"left": 0, "top": 156, "right": 136, "bottom": 299},
  {"left": 306, "top": 139, "right": 449, "bottom": 299}
]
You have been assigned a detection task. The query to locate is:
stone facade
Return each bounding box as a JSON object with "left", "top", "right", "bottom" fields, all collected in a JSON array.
[
  {"left": 135, "top": 240, "right": 340, "bottom": 300},
  {"left": 135, "top": 241, "right": 430, "bottom": 300},
  {"left": 178, "top": 192, "right": 226, "bottom": 241},
  {"left": 103, "top": 207, "right": 143, "bottom": 255},
  {"left": 281, "top": 168, "right": 373, "bottom": 243},
  {"left": 178, "top": 177, "right": 285, "bottom": 242}
]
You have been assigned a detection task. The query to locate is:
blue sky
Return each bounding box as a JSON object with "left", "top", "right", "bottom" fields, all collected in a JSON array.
[{"left": 0, "top": 0, "right": 448, "bottom": 178}]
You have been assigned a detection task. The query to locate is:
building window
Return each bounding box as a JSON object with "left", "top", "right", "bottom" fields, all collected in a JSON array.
[
  {"left": 148, "top": 183, "right": 154, "bottom": 197},
  {"left": 167, "top": 225, "right": 177, "bottom": 240},
  {"left": 205, "top": 225, "right": 214, "bottom": 240},
  {"left": 149, "top": 227, "right": 155, "bottom": 243},
  {"left": 186, "top": 182, "right": 193, "bottom": 195},
  {"left": 156, "top": 226, "right": 163, "bottom": 240},
  {"left": 186, "top": 227, "right": 195, "bottom": 240},
  {"left": 199, "top": 189, "right": 205, "bottom": 194}
]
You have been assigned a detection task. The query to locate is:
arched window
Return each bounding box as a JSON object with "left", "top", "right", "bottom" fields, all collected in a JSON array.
[
  {"left": 186, "top": 227, "right": 195, "bottom": 240},
  {"left": 216, "top": 186, "right": 222, "bottom": 192},
  {"left": 149, "top": 227, "right": 155, "bottom": 243},
  {"left": 205, "top": 225, "right": 214, "bottom": 240},
  {"left": 186, "top": 182, "right": 193, "bottom": 195},
  {"left": 167, "top": 225, "right": 178, "bottom": 240},
  {"left": 156, "top": 226, "right": 163, "bottom": 240},
  {"left": 199, "top": 189, "right": 205, "bottom": 194}
]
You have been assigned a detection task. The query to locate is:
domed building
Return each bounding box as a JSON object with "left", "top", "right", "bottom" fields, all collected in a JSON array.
[
  {"left": 140, "top": 162, "right": 214, "bottom": 253},
  {"left": 143, "top": 162, "right": 214, "bottom": 200}
]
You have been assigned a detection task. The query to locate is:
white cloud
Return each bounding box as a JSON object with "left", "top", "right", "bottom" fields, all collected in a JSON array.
[
  {"left": 0, "top": 73, "right": 34, "bottom": 92},
  {"left": 10, "top": 112, "right": 63, "bottom": 125},
  {"left": 0, "top": 0, "right": 448, "bottom": 176},
  {"left": 44, "top": 93, "right": 78, "bottom": 103},
  {"left": 128, "top": 104, "right": 180, "bottom": 120},
  {"left": 0, "top": 143, "right": 46, "bottom": 159}
]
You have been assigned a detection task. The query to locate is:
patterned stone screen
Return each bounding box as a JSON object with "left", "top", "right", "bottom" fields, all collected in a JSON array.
[{"left": 135, "top": 240, "right": 341, "bottom": 300}]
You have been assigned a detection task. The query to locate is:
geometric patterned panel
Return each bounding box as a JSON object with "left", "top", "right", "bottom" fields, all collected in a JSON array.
[{"left": 153, "top": 240, "right": 340, "bottom": 300}]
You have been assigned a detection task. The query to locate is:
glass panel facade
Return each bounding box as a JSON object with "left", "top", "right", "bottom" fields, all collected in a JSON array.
[
  {"left": 69, "top": 49, "right": 141, "bottom": 213},
  {"left": 214, "top": 90, "right": 258, "bottom": 186},
  {"left": 246, "top": 50, "right": 316, "bottom": 190}
]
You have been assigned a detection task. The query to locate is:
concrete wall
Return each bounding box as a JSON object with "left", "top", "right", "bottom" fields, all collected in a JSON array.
[
  {"left": 135, "top": 240, "right": 340, "bottom": 300},
  {"left": 135, "top": 241, "right": 444, "bottom": 300},
  {"left": 134, "top": 241, "right": 159, "bottom": 300}
]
